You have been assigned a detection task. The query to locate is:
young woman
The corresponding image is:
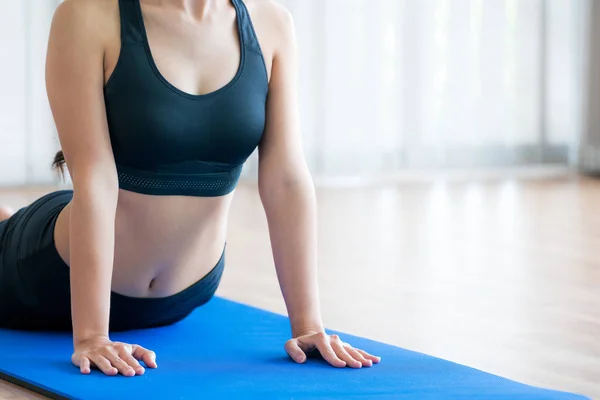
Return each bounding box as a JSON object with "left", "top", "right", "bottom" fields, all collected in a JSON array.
[{"left": 0, "top": 0, "right": 380, "bottom": 377}]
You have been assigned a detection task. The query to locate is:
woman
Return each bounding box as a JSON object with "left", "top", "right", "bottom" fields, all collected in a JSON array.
[{"left": 0, "top": 0, "right": 380, "bottom": 377}]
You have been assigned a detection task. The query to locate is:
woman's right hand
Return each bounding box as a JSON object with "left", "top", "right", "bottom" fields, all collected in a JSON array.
[{"left": 71, "top": 336, "right": 157, "bottom": 376}]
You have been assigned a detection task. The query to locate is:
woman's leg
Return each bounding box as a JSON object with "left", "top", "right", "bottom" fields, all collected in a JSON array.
[{"left": 0, "top": 206, "right": 14, "bottom": 222}]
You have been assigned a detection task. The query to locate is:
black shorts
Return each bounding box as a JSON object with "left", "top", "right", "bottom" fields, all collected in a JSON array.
[{"left": 0, "top": 190, "right": 224, "bottom": 331}]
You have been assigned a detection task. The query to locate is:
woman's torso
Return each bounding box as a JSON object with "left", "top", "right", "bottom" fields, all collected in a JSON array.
[{"left": 53, "top": 0, "right": 274, "bottom": 298}]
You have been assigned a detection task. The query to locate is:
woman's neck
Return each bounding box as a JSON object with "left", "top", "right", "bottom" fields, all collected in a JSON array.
[{"left": 146, "top": 0, "right": 230, "bottom": 19}]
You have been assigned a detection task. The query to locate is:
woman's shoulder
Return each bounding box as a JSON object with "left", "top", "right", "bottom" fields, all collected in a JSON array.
[
  {"left": 50, "top": 0, "right": 119, "bottom": 51},
  {"left": 244, "top": 0, "right": 294, "bottom": 30},
  {"left": 54, "top": 0, "right": 117, "bottom": 19},
  {"left": 242, "top": 0, "right": 296, "bottom": 59},
  {"left": 52, "top": 0, "right": 118, "bottom": 37}
]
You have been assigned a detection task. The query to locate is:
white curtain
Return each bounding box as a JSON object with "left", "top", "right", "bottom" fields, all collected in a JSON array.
[
  {"left": 0, "top": 0, "right": 589, "bottom": 186},
  {"left": 246, "top": 0, "right": 588, "bottom": 178}
]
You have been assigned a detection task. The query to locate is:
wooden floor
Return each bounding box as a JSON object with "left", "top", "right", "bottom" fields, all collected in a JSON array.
[{"left": 0, "top": 176, "right": 598, "bottom": 399}]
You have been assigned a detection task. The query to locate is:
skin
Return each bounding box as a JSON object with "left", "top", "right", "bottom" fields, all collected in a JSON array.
[
  {"left": 0, "top": 207, "right": 13, "bottom": 221},
  {"left": 5, "top": 0, "right": 380, "bottom": 376}
]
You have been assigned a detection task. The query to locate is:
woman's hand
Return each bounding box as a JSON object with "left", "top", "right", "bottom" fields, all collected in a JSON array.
[
  {"left": 285, "top": 330, "right": 381, "bottom": 368},
  {"left": 72, "top": 336, "right": 157, "bottom": 376}
]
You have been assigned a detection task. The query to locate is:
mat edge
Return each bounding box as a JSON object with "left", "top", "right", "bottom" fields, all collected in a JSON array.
[{"left": 0, "top": 368, "right": 74, "bottom": 400}]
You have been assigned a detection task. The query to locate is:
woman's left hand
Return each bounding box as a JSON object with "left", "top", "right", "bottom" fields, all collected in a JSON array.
[{"left": 285, "top": 330, "right": 381, "bottom": 368}]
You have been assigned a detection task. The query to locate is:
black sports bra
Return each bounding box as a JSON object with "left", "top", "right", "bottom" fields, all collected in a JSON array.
[{"left": 104, "top": 0, "right": 268, "bottom": 196}]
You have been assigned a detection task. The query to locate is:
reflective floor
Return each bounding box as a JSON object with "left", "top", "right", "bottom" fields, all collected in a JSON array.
[{"left": 1, "top": 176, "right": 598, "bottom": 399}]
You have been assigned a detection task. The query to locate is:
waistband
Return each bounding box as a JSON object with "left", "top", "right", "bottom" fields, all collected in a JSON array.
[{"left": 109, "top": 247, "right": 226, "bottom": 331}]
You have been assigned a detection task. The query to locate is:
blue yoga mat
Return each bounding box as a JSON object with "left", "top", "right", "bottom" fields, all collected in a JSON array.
[{"left": 0, "top": 297, "right": 588, "bottom": 400}]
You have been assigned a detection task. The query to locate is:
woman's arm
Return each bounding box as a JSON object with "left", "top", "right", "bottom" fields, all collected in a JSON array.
[
  {"left": 46, "top": 1, "right": 153, "bottom": 376},
  {"left": 47, "top": 0, "right": 117, "bottom": 344},
  {"left": 257, "top": 7, "right": 321, "bottom": 339},
  {"left": 257, "top": 5, "right": 379, "bottom": 369}
]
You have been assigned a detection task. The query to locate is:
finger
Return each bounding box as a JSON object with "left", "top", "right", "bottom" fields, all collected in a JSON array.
[
  {"left": 132, "top": 345, "right": 157, "bottom": 368},
  {"left": 79, "top": 356, "right": 91, "bottom": 374},
  {"left": 357, "top": 349, "right": 381, "bottom": 364},
  {"left": 89, "top": 354, "right": 118, "bottom": 376},
  {"left": 344, "top": 346, "right": 372, "bottom": 367},
  {"left": 313, "top": 337, "right": 346, "bottom": 368},
  {"left": 284, "top": 340, "right": 307, "bottom": 364},
  {"left": 118, "top": 348, "right": 145, "bottom": 375},
  {"left": 104, "top": 350, "right": 136, "bottom": 377},
  {"left": 330, "top": 338, "right": 362, "bottom": 368}
]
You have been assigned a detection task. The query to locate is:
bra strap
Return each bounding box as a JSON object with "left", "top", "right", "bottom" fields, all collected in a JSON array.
[
  {"left": 232, "top": 0, "right": 263, "bottom": 55},
  {"left": 118, "top": 0, "right": 144, "bottom": 45}
]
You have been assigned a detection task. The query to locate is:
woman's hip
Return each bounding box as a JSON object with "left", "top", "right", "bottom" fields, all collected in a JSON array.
[{"left": 0, "top": 190, "right": 74, "bottom": 329}]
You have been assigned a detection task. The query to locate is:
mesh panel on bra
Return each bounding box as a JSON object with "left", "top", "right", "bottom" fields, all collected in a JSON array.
[{"left": 116, "top": 165, "right": 242, "bottom": 197}]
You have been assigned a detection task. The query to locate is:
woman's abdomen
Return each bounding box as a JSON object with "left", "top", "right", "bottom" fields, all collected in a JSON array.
[{"left": 54, "top": 188, "right": 233, "bottom": 298}]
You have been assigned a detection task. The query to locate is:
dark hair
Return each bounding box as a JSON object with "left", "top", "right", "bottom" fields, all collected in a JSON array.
[{"left": 52, "top": 150, "right": 66, "bottom": 177}]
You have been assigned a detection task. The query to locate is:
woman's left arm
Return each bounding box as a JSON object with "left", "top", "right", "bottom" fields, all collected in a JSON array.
[{"left": 257, "top": 5, "right": 380, "bottom": 369}]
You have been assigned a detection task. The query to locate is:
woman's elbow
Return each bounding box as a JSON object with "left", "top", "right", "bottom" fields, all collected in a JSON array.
[
  {"left": 259, "top": 169, "right": 314, "bottom": 201},
  {"left": 71, "top": 166, "right": 119, "bottom": 205}
]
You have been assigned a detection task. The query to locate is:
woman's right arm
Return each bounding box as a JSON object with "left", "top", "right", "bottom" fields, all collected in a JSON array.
[{"left": 46, "top": 0, "right": 155, "bottom": 376}]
